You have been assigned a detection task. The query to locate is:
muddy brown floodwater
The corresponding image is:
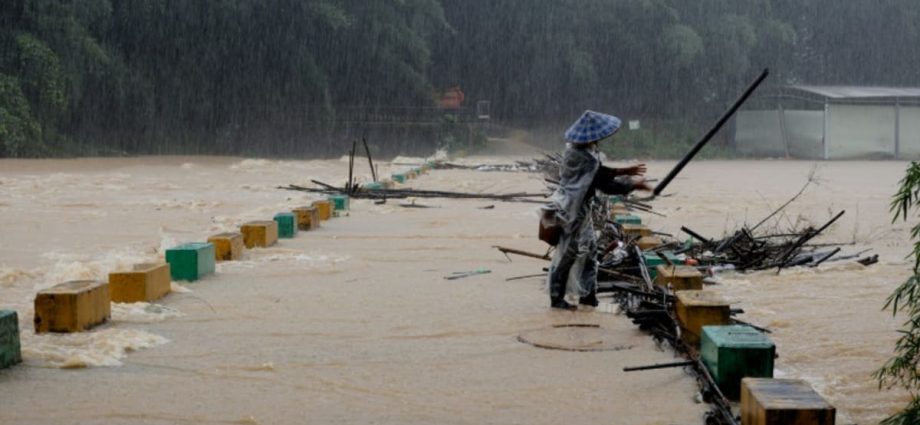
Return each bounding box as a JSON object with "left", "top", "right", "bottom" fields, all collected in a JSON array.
[{"left": 0, "top": 156, "right": 911, "bottom": 424}]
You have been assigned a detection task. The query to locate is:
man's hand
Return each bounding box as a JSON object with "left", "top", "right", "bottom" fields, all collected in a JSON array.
[
  {"left": 631, "top": 177, "right": 653, "bottom": 192},
  {"left": 621, "top": 163, "right": 647, "bottom": 176}
]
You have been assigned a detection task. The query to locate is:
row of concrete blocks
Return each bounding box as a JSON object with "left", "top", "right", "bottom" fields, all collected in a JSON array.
[
  {"left": 0, "top": 197, "right": 353, "bottom": 370},
  {"left": 610, "top": 197, "right": 835, "bottom": 425},
  {"left": 389, "top": 164, "right": 431, "bottom": 185},
  {"left": 2, "top": 165, "right": 438, "bottom": 368}
]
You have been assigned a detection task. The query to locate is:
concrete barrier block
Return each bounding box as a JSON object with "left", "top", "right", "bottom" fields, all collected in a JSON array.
[
  {"left": 637, "top": 236, "right": 664, "bottom": 251},
  {"left": 208, "top": 232, "right": 245, "bottom": 261},
  {"left": 109, "top": 262, "right": 171, "bottom": 303},
  {"left": 702, "top": 325, "right": 775, "bottom": 400},
  {"left": 741, "top": 378, "right": 835, "bottom": 425},
  {"left": 0, "top": 310, "right": 22, "bottom": 368},
  {"left": 165, "top": 242, "right": 216, "bottom": 281},
  {"left": 292, "top": 206, "right": 320, "bottom": 231},
  {"left": 329, "top": 194, "right": 349, "bottom": 211},
  {"left": 363, "top": 182, "right": 384, "bottom": 190},
  {"left": 675, "top": 290, "right": 731, "bottom": 347},
  {"left": 610, "top": 208, "right": 629, "bottom": 218},
  {"left": 391, "top": 173, "right": 406, "bottom": 184},
  {"left": 655, "top": 265, "right": 704, "bottom": 291},
  {"left": 241, "top": 221, "right": 279, "bottom": 248},
  {"left": 614, "top": 214, "right": 642, "bottom": 225},
  {"left": 642, "top": 252, "right": 685, "bottom": 279},
  {"left": 312, "top": 200, "right": 332, "bottom": 220},
  {"left": 274, "top": 212, "right": 298, "bottom": 238},
  {"left": 34, "top": 280, "right": 111, "bottom": 333},
  {"left": 621, "top": 223, "right": 651, "bottom": 237}
]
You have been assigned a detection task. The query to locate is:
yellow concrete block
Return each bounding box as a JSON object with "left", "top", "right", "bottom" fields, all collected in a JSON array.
[
  {"left": 240, "top": 221, "right": 279, "bottom": 248},
  {"left": 382, "top": 179, "right": 395, "bottom": 189},
  {"left": 109, "top": 263, "right": 171, "bottom": 303},
  {"left": 675, "top": 290, "right": 731, "bottom": 347},
  {"left": 208, "top": 232, "right": 245, "bottom": 261},
  {"left": 611, "top": 205, "right": 629, "bottom": 216},
  {"left": 312, "top": 200, "right": 332, "bottom": 220},
  {"left": 637, "top": 236, "right": 664, "bottom": 251},
  {"left": 621, "top": 223, "right": 651, "bottom": 238},
  {"left": 34, "top": 280, "right": 111, "bottom": 333},
  {"left": 292, "top": 206, "right": 321, "bottom": 231},
  {"left": 741, "top": 378, "right": 836, "bottom": 425},
  {"left": 655, "top": 265, "right": 704, "bottom": 291}
]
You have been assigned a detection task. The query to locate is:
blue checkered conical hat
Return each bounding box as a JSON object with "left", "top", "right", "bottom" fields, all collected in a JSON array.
[{"left": 563, "top": 110, "right": 621, "bottom": 144}]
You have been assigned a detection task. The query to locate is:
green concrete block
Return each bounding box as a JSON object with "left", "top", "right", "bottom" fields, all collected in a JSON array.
[
  {"left": 642, "top": 251, "right": 684, "bottom": 279},
  {"left": 614, "top": 214, "right": 642, "bottom": 225},
  {"left": 608, "top": 195, "right": 624, "bottom": 204},
  {"left": 701, "top": 325, "right": 775, "bottom": 400},
  {"left": 392, "top": 173, "right": 406, "bottom": 184},
  {"left": 0, "top": 310, "right": 21, "bottom": 369},
  {"left": 165, "top": 242, "right": 215, "bottom": 282},
  {"left": 328, "top": 194, "right": 349, "bottom": 211},
  {"left": 364, "top": 182, "right": 384, "bottom": 190},
  {"left": 274, "top": 212, "right": 298, "bottom": 238}
]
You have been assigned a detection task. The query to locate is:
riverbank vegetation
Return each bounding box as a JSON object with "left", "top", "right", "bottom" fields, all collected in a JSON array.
[{"left": 3, "top": 1, "right": 920, "bottom": 157}]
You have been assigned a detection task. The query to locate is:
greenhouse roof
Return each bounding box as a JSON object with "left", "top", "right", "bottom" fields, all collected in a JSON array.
[{"left": 788, "top": 85, "right": 920, "bottom": 99}]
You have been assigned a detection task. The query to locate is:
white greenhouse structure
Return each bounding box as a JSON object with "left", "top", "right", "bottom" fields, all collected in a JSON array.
[{"left": 733, "top": 85, "right": 920, "bottom": 159}]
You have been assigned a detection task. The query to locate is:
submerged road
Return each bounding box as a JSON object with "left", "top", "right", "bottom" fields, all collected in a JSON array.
[{"left": 0, "top": 156, "right": 706, "bottom": 425}]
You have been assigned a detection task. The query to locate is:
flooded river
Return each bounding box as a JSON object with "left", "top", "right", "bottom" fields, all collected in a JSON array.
[{"left": 0, "top": 156, "right": 910, "bottom": 424}]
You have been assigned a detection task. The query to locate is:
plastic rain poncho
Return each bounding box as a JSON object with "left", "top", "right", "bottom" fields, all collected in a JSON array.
[
  {"left": 544, "top": 144, "right": 633, "bottom": 300},
  {"left": 545, "top": 145, "right": 602, "bottom": 299}
]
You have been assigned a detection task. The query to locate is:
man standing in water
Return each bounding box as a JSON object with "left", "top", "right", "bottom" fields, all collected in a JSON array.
[{"left": 544, "top": 110, "right": 650, "bottom": 310}]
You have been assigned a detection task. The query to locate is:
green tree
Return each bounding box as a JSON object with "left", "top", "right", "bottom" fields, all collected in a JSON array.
[
  {"left": 0, "top": 73, "right": 43, "bottom": 157},
  {"left": 877, "top": 162, "right": 920, "bottom": 425}
]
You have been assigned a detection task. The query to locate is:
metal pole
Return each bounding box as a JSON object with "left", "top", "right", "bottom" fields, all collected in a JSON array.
[
  {"left": 823, "top": 101, "right": 829, "bottom": 160},
  {"left": 653, "top": 68, "right": 770, "bottom": 196},
  {"left": 896, "top": 98, "right": 901, "bottom": 159},
  {"left": 778, "top": 101, "right": 790, "bottom": 158}
]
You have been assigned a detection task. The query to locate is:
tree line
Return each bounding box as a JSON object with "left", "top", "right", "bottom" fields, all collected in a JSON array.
[{"left": 3, "top": 0, "right": 920, "bottom": 157}]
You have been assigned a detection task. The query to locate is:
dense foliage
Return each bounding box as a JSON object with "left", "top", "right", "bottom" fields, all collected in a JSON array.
[
  {"left": 3, "top": 0, "right": 920, "bottom": 157},
  {"left": 877, "top": 162, "right": 920, "bottom": 424}
]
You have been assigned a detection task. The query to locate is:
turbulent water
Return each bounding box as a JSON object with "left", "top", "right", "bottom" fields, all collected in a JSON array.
[{"left": 0, "top": 155, "right": 909, "bottom": 424}]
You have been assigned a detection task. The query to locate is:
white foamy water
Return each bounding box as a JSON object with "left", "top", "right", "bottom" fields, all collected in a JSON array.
[
  {"left": 111, "top": 302, "right": 184, "bottom": 323},
  {"left": 39, "top": 248, "right": 158, "bottom": 292},
  {"left": 21, "top": 328, "right": 170, "bottom": 369}
]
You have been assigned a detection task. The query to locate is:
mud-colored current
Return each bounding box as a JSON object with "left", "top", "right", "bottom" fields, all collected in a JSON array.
[{"left": 0, "top": 156, "right": 910, "bottom": 424}]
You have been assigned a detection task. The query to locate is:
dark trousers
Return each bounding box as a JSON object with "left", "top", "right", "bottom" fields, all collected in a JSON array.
[{"left": 548, "top": 225, "right": 598, "bottom": 301}]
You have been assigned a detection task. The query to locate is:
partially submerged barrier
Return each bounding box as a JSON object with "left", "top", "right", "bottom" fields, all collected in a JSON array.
[
  {"left": 312, "top": 200, "right": 332, "bottom": 220},
  {"left": 702, "top": 325, "right": 776, "bottom": 400},
  {"left": 208, "top": 232, "right": 245, "bottom": 261},
  {"left": 675, "top": 290, "right": 732, "bottom": 347},
  {"left": 292, "top": 206, "right": 321, "bottom": 231},
  {"left": 274, "top": 212, "right": 298, "bottom": 239},
  {"left": 241, "top": 221, "right": 279, "bottom": 248},
  {"left": 741, "top": 378, "right": 835, "bottom": 425},
  {"left": 0, "top": 310, "right": 21, "bottom": 368},
  {"left": 165, "top": 243, "right": 216, "bottom": 282},
  {"left": 655, "top": 265, "right": 704, "bottom": 291},
  {"left": 109, "top": 262, "right": 171, "bottom": 302},
  {"left": 34, "top": 280, "right": 111, "bottom": 333}
]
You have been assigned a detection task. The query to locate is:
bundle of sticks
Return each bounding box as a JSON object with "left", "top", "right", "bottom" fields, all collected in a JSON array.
[
  {"left": 279, "top": 137, "right": 550, "bottom": 203},
  {"left": 430, "top": 161, "right": 545, "bottom": 173},
  {"left": 680, "top": 210, "right": 878, "bottom": 273},
  {"left": 611, "top": 280, "right": 739, "bottom": 425},
  {"left": 281, "top": 181, "right": 547, "bottom": 202}
]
